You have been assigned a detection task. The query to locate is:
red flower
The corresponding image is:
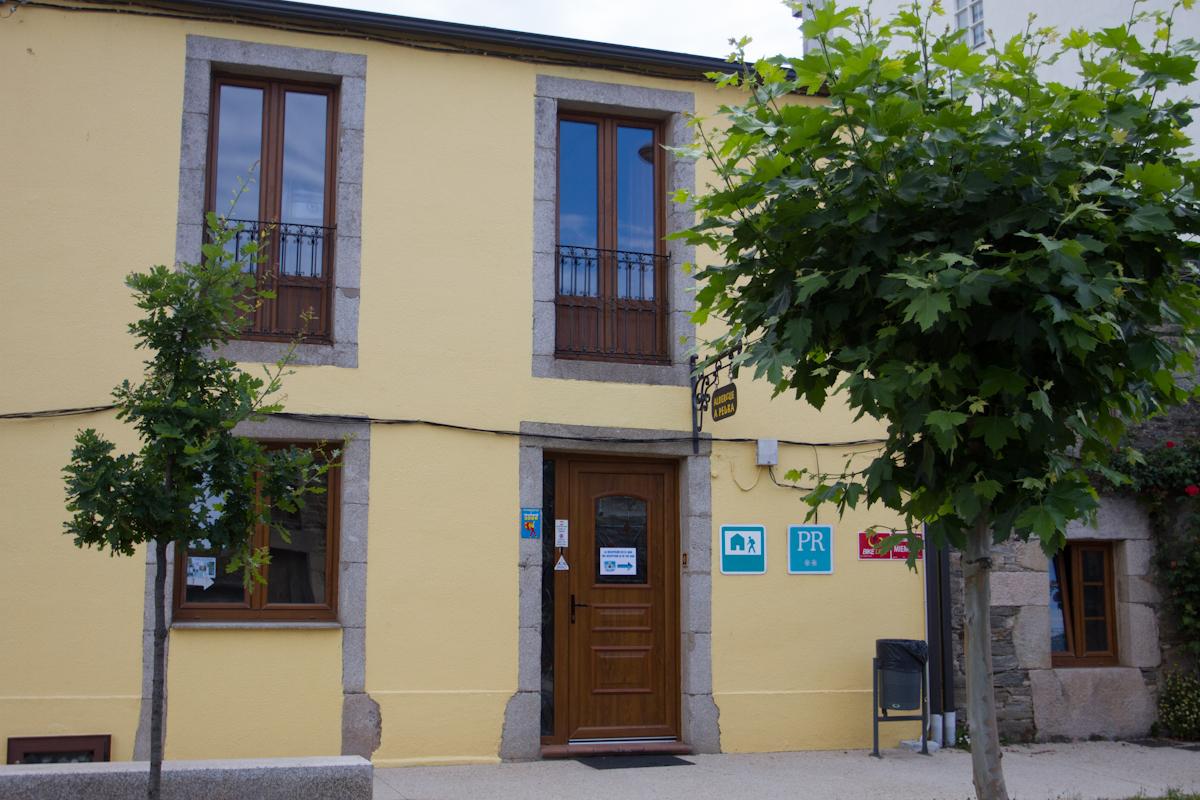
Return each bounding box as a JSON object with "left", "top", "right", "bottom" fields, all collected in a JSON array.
[
  {"left": 1166, "top": 441, "right": 1176, "bottom": 448},
  {"left": 1186, "top": 485, "right": 1199, "bottom": 497}
]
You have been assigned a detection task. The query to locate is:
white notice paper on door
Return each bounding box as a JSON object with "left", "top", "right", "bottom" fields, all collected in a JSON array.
[{"left": 599, "top": 547, "right": 637, "bottom": 576}]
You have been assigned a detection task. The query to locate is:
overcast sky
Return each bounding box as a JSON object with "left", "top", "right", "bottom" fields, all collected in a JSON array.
[{"left": 290, "top": 0, "right": 807, "bottom": 59}]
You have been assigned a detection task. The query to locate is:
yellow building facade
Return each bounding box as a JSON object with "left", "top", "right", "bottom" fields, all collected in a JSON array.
[{"left": 0, "top": 0, "right": 927, "bottom": 767}]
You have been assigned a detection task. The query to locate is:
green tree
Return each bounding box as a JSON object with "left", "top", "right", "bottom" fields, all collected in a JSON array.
[
  {"left": 62, "top": 213, "right": 333, "bottom": 800},
  {"left": 678, "top": 2, "right": 1199, "bottom": 797}
]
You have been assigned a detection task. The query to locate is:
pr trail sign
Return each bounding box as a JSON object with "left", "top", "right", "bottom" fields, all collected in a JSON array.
[{"left": 788, "top": 525, "right": 833, "bottom": 574}]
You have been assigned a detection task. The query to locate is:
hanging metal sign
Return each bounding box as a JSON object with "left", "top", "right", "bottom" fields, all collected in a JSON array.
[
  {"left": 711, "top": 383, "right": 738, "bottom": 422},
  {"left": 690, "top": 344, "right": 742, "bottom": 453}
]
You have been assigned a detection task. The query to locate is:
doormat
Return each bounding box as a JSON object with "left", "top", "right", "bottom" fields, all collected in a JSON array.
[{"left": 576, "top": 755, "right": 694, "bottom": 770}]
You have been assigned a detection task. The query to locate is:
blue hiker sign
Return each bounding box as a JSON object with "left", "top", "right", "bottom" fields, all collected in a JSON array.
[
  {"left": 720, "top": 524, "right": 766, "bottom": 574},
  {"left": 788, "top": 525, "right": 834, "bottom": 574}
]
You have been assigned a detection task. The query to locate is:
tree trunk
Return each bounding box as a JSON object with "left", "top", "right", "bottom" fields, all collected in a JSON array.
[
  {"left": 962, "top": 519, "right": 1009, "bottom": 800},
  {"left": 147, "top": 537, "right": 168, "bottom": 800}
]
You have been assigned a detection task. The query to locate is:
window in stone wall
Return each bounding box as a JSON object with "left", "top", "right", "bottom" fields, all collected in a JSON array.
[
  {"left": 1049, "top": 542, "right": 1118, "bottom": 666},
  {"left": 555, "top": 113, "right": 668, "bottom": 363},
  {"left": 207, "top": 76, "right": 338, "bottom": 340},
  {"left": 173, "top": 442, "right": 340, "bottom": 622}
]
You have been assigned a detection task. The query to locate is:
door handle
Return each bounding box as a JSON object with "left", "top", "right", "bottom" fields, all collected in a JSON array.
[{"left": 570, "top": 594, "right": 589, "bottom": 624}]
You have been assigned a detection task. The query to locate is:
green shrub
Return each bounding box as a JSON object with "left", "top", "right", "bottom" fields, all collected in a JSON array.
[
  {"left": 1122, "top": 440, "right": 1200, "bottom": 502},
  {"left": 1158, "top": 672, "right": 1200, "bottom": 740},
  {"left": 1158, "top": 524, "right": 1200, "bottom": 663}
]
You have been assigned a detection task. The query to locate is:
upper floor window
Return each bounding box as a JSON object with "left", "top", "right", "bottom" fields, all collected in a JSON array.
[
  {"left": 955, "top": 0, "right": 985, "bottom": 49},
  {"left": 1049, "top": 541, "right": 1118, "bottom": 666},
  {"left": 207, "top": 76, "right": 337, "bottom": 341},
  {"left": 555, "top": 113, "right": 668, "bottom": 364},
  {"left": 174, "top": 442, "right": 340, "bottom": 622}
]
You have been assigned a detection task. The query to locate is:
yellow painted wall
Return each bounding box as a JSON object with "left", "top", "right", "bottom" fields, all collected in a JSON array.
[
  {"left": 1, "top": 1, "right": 925, "bottom": 764},
  {"left": 0, "top": 419, "right": 145, "bottom": 760},
  {"left": 165, "top": 630, "right": 342, "bottom": 759},
  {"left": 711, "top": 441, "right": 925, "bottom": 751},
  {"left": 365, "top": 426, "right": 517, "bottom": 767}
]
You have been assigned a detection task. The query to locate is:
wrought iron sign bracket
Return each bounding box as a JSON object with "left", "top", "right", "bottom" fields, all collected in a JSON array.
[{"left": 690, "top": 344, "right": 742, "bottom": 454}]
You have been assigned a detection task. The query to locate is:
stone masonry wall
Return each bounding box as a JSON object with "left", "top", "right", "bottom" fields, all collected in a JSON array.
[
  {"left": 948, "top": 497, "right": 1165, "bottom": 742},
  {"left": 948, "top": 539, "right": 1043, "bottom": 743}
]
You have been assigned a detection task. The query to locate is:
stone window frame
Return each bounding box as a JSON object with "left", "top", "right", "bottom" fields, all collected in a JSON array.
[
  {"left": 1064, "top": 503, "right": 1160, "bottom": 673},
  {"left": 133, "top": 415, "right": 374, "bottom": 758},
  {"left": 171, "top": 439, "right": 343, "bottom": 623},
  {"left": 532, "top": 75, "right": 696, "bottom": 386},
  {"left": 1048, "top": 540, "right": 1119, "bottom": 667},
  {"left": 176, "top": 35, "right": 366, "bottom": 368},
  {"left": 500, "top": 422, "right": 719, "bottom": 759}
]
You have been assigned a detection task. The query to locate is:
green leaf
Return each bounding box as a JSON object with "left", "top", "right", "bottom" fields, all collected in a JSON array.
[
  {"left": 932, "top": 41, "right": 986, "bottom": 74},
  {"left": 1124, "top": 204, "right": 1174, "bottom": 233},
  {"left": 973, "top": 479, "right": 1003, "bottom": 501},
  {"left": 1125, "top": 162, "right": 1182, "bottom": 195},
  {"left": 1016, "top": 504, "right": 1065, "bottom": 540},
  {"left": 902, "top": 292, "right": 951, "bottom": 331},
  {"left": 952, "top": 484, "right": 981, "bottom": 522},
  {"left": 1029, "top": 390, "right": 1053, "bottom": 417},
  {"left": 979, "top": 368, "right": 1026, "bottom": 398},
  {"left": 925, "top": 409, "right": 968, "bottom": 453},
  {"left": 972, "top": 417, "right": 1018, "bottom": 453},
  {"left": 800, "top": 1, "right": 856, "bottom": 38}
]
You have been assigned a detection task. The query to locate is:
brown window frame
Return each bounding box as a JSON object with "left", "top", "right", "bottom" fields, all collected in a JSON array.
[
  {"left": 205, "top": 75, "right": 339, "bottom": 343},
  {"left": 7, "top": 734, "right": 111, "bottom": 765},
  {"left": 1051, "top": 541, "right": 1118, "bottom": 667},
  {"left": 554, "top": 111, "right": 669, "bottom": 365},
  {"left": 173, "top": 441, "right": 341, "bottom": 623}
]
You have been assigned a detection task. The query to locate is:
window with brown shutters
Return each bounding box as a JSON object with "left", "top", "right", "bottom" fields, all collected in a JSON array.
[
  {"left": 1049, "top": 542, "right": 1119, "bottom": 666},
  {"left": 556, "top": 113, "right": 668, "bottom": 363},
  {"left": 206, "top": 76, "right": 338, "bottom": 341}
]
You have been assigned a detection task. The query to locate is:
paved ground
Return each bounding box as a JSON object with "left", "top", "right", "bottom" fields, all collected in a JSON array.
[{"left": 373, "top": 742, "right": 1200, "bottom": 800}]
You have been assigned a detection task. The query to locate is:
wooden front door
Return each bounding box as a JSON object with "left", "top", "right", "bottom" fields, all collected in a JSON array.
[{"left": 561, "top": 458, "right": 679, "bottom": 741}]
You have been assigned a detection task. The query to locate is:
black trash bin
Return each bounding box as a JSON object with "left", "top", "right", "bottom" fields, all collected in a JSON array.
[{"left": 876, "top": 639, "right": 927, "bottom": 711}]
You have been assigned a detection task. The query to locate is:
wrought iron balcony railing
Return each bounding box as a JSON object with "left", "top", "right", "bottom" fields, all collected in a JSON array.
[
  {"left": 217, "top": 218, "right": 334, "bottom": 279},
  {"left": 555, "top": 245, "right": 669, "bottom": 363},
  {"left": 206, "top": 217, "right": 337, "bottom": 339}
]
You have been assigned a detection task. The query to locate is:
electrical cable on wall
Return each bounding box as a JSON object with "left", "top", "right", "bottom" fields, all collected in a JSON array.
[
  {"left": 716, "top": 453, "right": 762, "bottom": 491},
  {"left": 0, "top": 403, "right": 890, "bottom": 448}
]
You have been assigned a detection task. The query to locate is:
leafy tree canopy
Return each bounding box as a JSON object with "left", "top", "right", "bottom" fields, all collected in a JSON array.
[
  {"left": 678, "top": 0, "right": 1200, "bottom": 555},
  {"left": 62, "top": 213, "right": 331, "bottom": 579}
]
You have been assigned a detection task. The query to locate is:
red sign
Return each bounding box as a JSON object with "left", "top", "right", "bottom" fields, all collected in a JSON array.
[{"left": 858, "top": 531, "right": 923, "bottom": 561}]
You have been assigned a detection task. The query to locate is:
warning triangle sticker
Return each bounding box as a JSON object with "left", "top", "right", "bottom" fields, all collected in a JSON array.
[{"left": 554, "top": 555, "right": 569, "bottom": 571}]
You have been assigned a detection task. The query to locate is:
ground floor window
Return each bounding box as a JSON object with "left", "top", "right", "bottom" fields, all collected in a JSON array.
[
  {"left": 7, "top": 735, "right": 111, "bottom": 765},
  {"left": 173, "top": 441, "right": 340, "bottom": 622},
  {"left": 1049, "top": 541, "right": 1118, "bottom": 666}
]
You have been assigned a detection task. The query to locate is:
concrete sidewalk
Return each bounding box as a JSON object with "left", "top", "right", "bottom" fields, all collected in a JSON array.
[{"left": 373, "top": 742, "right": 1200, "bottom": 800}]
